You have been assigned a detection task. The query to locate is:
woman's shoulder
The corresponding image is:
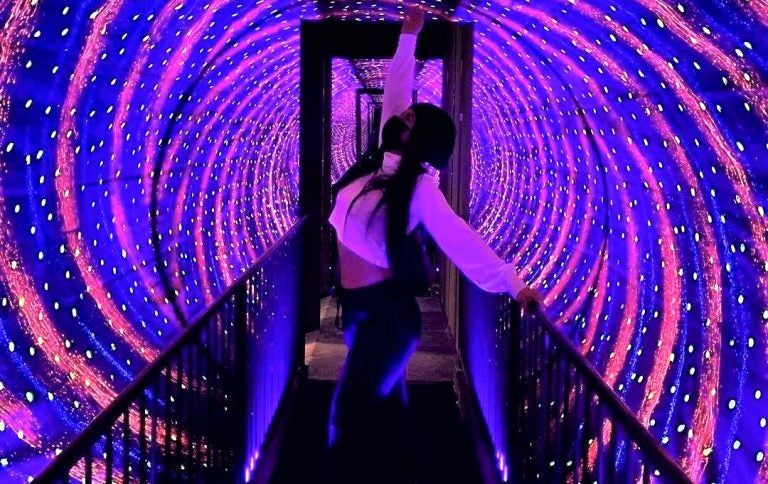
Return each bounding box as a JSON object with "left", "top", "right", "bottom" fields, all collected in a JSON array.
[
  {"left": 416, "top": 172, "right": 438, "bottom": 185},
  {"left": 412, "top": 173, "right": 444, "bottom": 208},
  {"left": 415, "top": 172, "right": 440, "bottom": 193}
]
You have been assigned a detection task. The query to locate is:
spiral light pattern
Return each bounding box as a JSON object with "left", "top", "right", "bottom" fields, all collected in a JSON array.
[{"left": 0, "top": 1, "right": 766, "bottom": 481}]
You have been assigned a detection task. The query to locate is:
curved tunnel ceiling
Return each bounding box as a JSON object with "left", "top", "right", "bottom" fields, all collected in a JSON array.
[{"left": 0, "top": 0, "right": 766, "bottom": 480}]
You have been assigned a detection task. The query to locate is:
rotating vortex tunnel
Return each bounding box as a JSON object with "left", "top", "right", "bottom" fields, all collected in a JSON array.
[{"left": 0, "top": 0, "right": 766, "bottom": 481}]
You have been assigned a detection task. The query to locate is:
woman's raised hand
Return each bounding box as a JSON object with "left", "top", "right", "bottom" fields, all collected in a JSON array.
[{"left": 402, "top": 4, "right": 426, "bottom": 35}]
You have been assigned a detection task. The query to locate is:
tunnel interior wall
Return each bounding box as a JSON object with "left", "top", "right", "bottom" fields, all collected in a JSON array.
[{"left": 0, "top": 1, "right": 766, "bottom": 481}]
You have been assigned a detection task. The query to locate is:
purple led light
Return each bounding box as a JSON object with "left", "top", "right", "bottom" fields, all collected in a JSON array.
[{"left": 0, "top": 2, "right": 763, "bottom": 482}]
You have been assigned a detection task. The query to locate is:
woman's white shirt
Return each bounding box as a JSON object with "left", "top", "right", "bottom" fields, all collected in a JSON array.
[{"left": 328, "top": 33, "right": 526, "bottom": 297}]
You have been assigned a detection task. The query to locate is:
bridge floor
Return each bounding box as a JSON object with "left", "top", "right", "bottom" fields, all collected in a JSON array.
[{"left": 269, "top": 297, "right": 483, "bottom": 483}]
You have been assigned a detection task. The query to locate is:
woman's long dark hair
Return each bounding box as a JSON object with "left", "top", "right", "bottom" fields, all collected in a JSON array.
[{"left": 332, "top": 103, "right": 456, "bottom": 275}]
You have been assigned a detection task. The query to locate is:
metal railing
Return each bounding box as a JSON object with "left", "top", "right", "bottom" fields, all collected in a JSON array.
[
  {"left": 35, "top": 220, "right": 305, "bottom": 483},
  {"left": 460, "top": 281, "right": 691, "bottom": 483}
]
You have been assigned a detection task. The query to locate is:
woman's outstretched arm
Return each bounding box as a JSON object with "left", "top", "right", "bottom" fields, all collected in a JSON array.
[
  {"left": 378, "top": 5, "right": 424, "bottom": 146},
  {"left": 414, "top": 176, "right": 543, "bottom": 307}
]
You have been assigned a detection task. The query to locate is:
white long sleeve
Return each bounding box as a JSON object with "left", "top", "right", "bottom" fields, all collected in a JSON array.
[
  {"left": 330, "top": 31, "right": 528, "bottom": 298},
  {"left": 413, "top": 176, "right": 527, "bottom": 298},
  {"left": 378, "top": 33, "right": 417, "bottom": 146}
]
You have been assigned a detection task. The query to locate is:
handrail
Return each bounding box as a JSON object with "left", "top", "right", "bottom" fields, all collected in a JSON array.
[
  {"left": 35, "top": 218, "right": 305, "bottom": 483},
  {"left": 527, "top": 305, "right": 691, "bottom": 482},
  {"left": 183, "top": 218, "right": 305, "bottom": 331},
  {"left": 460, "top": 281, "right": 692, "bottom": 483}
]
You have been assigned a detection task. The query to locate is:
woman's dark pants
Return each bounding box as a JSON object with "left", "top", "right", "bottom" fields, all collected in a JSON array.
[{"left": 325, "top": 278, "right": 422, "bottom": 483}]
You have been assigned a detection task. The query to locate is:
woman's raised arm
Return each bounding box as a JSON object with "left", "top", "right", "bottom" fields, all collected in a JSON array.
[
  {"left": 413, "top": 176, "right": 544, "bottom": 309},
  {"left": 378, "top": 5, "right": 424, "bottom": 145}
]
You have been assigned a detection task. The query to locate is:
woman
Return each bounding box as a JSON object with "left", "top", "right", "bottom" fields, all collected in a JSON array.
[{"left": 325, "top": 5, "right": 543, "bottom": 482}]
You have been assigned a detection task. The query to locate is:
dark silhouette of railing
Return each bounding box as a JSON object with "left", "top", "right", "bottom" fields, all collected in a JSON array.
[
  {"left": 34, "top": 214, "right": 691, "bottom": 483},
  {"left": 460, "top": 281, "right": 691, "bottom": 483},
  {"left": 35, "top": 220, "right": 305, "bottom": 484}
]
